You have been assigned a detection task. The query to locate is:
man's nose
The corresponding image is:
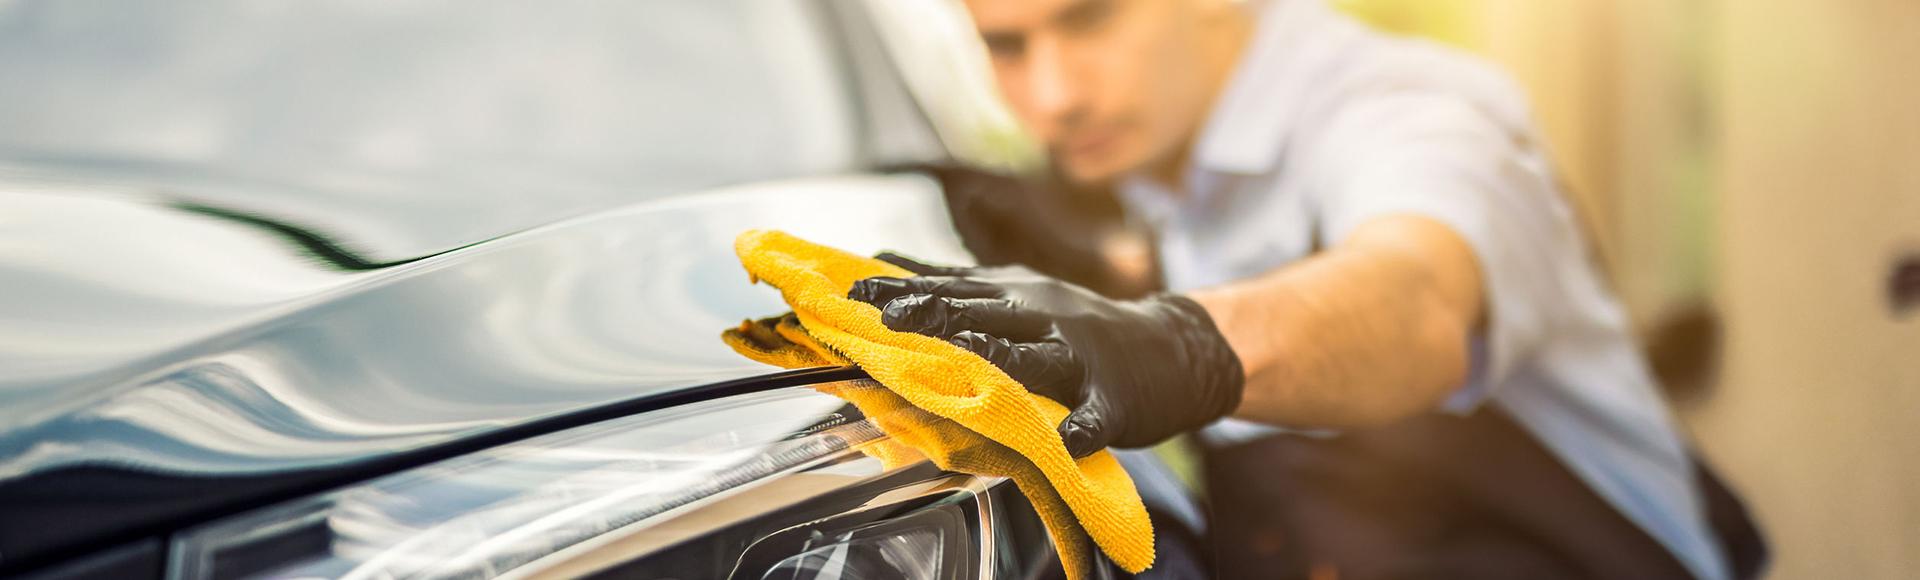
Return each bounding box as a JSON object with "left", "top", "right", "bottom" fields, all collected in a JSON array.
[{"left": 1024, "top": 34, "right": 1082, "bottom": 129}]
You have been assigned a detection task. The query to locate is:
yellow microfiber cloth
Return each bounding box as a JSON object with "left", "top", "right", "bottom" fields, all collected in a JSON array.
[{"left": 719, "top": 230, "right": 1155, "bottom": 578}]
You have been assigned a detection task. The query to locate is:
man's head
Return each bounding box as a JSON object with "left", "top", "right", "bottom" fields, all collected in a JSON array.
[{"left": 965, "top": 0, "right": 1246, "bottom": 186}]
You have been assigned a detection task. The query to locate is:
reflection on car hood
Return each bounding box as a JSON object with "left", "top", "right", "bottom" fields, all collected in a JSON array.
[{"left": 0, "top": 169, "right": 969, "bottom": 483}]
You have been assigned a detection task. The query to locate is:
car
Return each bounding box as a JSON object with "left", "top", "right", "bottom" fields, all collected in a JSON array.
[{"left": 0, "top": 1, "right": 1204, "bottom": 578}]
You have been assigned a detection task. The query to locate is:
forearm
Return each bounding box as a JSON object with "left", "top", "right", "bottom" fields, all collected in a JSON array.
[{"left": 1186, "top": 215, "right": 1484, "bottom": 429}]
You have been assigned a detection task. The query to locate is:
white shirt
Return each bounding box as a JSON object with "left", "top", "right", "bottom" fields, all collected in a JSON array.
[{"left": 1117, "top": 2, "right": 1729, "bottom": 579}]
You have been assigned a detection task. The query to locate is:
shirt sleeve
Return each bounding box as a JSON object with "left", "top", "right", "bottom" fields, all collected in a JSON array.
[{"left": 1305, "top": 91, "right": 1585, "bottom": 412}]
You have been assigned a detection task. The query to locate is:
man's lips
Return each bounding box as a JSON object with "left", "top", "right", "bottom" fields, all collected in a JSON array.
[{"left": 1062, "top": 127, "right": 1122, "bottom": 161}]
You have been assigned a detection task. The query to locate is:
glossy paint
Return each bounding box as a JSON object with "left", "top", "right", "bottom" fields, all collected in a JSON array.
[
  {"left": 0, "top": 172, "right": 972, "bottom": 478},
  {"left": 0, "top": 0, "right": 990, "bottom": 573},
  {"left": 168, "top": 386, "right": 878, "bottom": 579},
  {"left": 0, "top": 172, "right": 975, "bottom": 569}
]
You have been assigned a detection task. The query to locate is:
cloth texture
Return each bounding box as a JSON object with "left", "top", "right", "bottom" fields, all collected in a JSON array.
[
  {"left": 719, "top": 229, "right": 1154, "bottom": 578},
  {"left": 1114, "top": 1, "right": 1733, "bottom": 579}
]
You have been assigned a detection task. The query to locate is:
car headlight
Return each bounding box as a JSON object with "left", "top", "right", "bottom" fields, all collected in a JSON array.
[
  {"left": 752, "top": 504, "right": 968, "bottom": 580},
  {"left": 164, "top": 383, "right": 1000, "bottom": 580}
]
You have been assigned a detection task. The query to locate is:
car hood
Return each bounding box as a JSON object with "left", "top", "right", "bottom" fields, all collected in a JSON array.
[{"left": 0, "top": 167, "right": 969, "bottom": 484}]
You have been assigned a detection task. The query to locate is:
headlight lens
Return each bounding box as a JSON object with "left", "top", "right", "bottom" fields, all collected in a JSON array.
[
  {"left": 760, "top": 505, "right": 968, "bottom": 580},
  {"left": 168, "top": 386, "right": 888, "bottom": 579}
]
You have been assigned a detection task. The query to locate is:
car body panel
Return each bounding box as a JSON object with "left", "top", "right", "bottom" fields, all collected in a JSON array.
[
  {"left": 0, "top": 172, "right": 974, "bottom": 569},
  {"left": 0, "top": 1, "right": 1204, "bottom": 577}
]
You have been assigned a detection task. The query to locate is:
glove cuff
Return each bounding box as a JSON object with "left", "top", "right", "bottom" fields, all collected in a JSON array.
[{"left": 1149, "top": 293, "right": 1247, "bottom": 426}]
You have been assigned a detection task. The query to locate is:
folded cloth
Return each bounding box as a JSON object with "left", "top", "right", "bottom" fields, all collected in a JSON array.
[{"left": 719, "top": 229, "right": 1155, "bottom": 578}]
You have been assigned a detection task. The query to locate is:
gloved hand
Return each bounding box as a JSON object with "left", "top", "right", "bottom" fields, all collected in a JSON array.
[
  {"left": 850, "top": 252, "right": 1245, "bottom": 458},
  {"left": 895, "top": 163, "right": 1161, "bottom": 299}
]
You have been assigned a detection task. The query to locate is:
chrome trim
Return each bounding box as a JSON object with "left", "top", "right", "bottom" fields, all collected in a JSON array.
[{"left": 973, "top": 474, "right": 1002, "bottom": 580}]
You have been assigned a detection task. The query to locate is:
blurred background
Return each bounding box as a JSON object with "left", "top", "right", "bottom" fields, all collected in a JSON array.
[{"left": 1333, "top": 1, "right": 1920, "bottom": 577}]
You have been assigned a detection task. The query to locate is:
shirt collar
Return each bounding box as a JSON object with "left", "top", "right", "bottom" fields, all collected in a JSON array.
[
  {"left": 1119, "top": 0, "right": 1337, "bottom": 213},
  {"left": 1189, "top": 0, "right": 1338, "bottom": 177}
]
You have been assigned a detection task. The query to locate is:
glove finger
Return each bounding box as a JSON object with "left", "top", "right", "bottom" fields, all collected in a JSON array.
[
  {"left": 948, "top": 331, "right": 1080, "bottom": 401},
  {"left": 1057, "top": 403, "right": 1113, "bottom": 459},
  {"left": 848, "top": 275, "right": 1001, "bottom": 307},
  {"left": 880, "top": 295, "right": 1052, "bottom": 341},
  {"left": 874, "top": 252, "right": 972, "bottom": 276}
]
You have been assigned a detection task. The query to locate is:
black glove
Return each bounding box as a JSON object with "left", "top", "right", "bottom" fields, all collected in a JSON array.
[
  {"left": 897, "top": 163, "right": 1161, "bottom": 299},
  {"left": 850, "top": 252, "right": 1245, "bottom": 458}
]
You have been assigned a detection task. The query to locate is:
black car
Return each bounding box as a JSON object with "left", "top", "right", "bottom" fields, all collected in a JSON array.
[{"left": 0, "top": 1, "right": 1202, "bottom": 578}]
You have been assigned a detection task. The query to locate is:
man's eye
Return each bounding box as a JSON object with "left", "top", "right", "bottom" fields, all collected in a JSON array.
[
  {"left": 983, "top": 35, "right": 1025, "bottom": 59},
  {"left": 1058, "top": 0, "right": 1116, "bottom": 33}
]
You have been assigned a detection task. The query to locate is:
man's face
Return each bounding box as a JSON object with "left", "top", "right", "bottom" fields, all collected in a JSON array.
[{"left": 967, "top": 0, "right": 1218, "bottom": 185}]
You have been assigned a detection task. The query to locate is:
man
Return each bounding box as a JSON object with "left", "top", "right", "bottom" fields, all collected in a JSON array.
[{"left": 851, "top": 0, "right": 1763, "bottom": 578}]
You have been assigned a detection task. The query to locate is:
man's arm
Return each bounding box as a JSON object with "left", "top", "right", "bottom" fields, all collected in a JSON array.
[
  {"left": 1190, "top": 213, "right": 1486, "bottom": 429},
  {"left": 847, "top": 213, "right": 1488, "bottom": 456}
]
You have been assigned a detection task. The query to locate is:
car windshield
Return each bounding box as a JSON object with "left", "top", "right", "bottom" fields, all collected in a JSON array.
[{"left": 0, "top": 0, "right": 888, "bottom": 260}]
